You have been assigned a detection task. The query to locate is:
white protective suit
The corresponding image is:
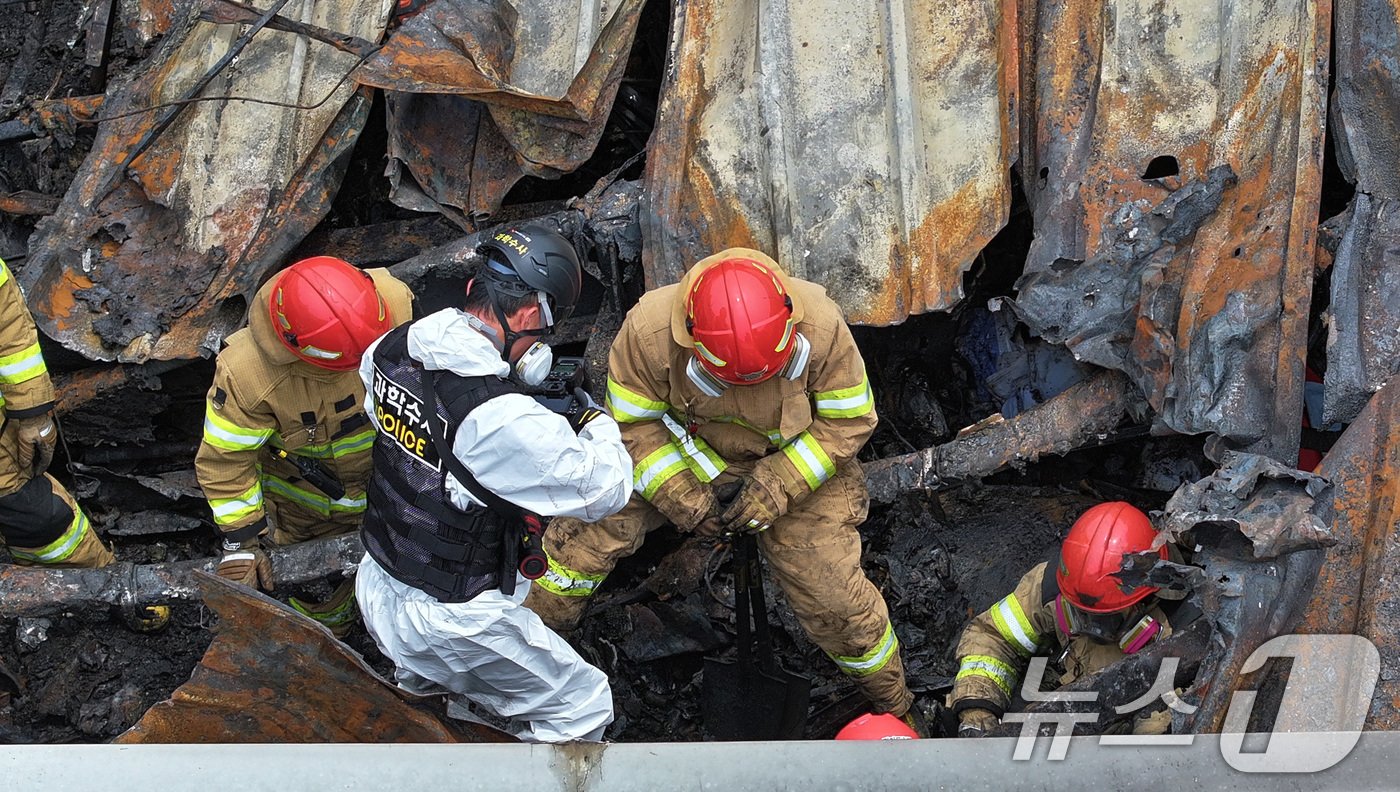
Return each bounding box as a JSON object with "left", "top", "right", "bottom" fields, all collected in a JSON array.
[{"left": 356, "top": 308, "right": 633, "bottom": 742}]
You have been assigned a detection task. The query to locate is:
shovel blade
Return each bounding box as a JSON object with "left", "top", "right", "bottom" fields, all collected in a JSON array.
[{"left": 702, "top": 656, "right": 811, "bottom": 741}]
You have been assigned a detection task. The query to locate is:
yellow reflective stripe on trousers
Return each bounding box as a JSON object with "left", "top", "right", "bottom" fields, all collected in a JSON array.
[
  {"left": 209, "top": 482, "right": 265, "bottom": 525},
  {"left": 814, "top": 373, "right": 874, "bottom": 419},
  {"left": 0, "top": 342, "right": 46, "bottom": 385},
  {"left": 606, "top": 377, "right": 669, "bottom": 422},
  {"left": 533, "top": 553, "right": 607, "bottom": 597},
  {"left": 291, "top": 592, "right": 358, "bottom": 627},
  {"left": 203, "top": 403, "right": 274, "bottom": 452},
  {"left": 956, "top": 654, "right": 1017, "bottom": 696},
  {"left": 263, "top": 475, "right": 367, "bottom": 516},
  {"left": 633, "top": 443, "right": 688, "bottom": 500},
  {"left": 10, "top": 508, "right": 90, "bottom": 563},
  {"left": 828, "top": 621, "right": 898, "bottom": 678},
  {"left": 0, "top": 258, "right": 9, "bottom": 287},
  {"left": 990, "top": 594, "right": 1041, "bottom": 656},
  {"left": 781, "top": 431, "right": 836, "bottom": 490},
  {"left": 660, "top": 413, "right": 727, "bottom": 483}
]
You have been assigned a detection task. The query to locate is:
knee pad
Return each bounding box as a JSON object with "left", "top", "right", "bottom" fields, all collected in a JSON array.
[{"left": 0, "top": 475, "right": 74, "bottom": 548}]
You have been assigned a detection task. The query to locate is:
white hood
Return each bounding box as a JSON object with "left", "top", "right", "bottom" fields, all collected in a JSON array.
[{"left": 406, "top": 308, "right": 512, "bottom": 378}]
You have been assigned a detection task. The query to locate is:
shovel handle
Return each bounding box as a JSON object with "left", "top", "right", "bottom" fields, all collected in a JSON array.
[
  {"left": 733, "top": 532, "right": 753, "bottom": 663},
  {"left": 743, "top": 533, "right": 780, "bottom": 672}
]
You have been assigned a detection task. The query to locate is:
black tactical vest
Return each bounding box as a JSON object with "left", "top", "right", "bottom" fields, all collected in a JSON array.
[{"left": 361, "top": 324, "right": 519, "bottom": 603}]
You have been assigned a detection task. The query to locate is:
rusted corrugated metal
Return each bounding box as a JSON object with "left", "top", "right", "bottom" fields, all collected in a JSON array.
[
  {"left": 1010, "top": 0, "right": 1331, "bottom": 462},
  {"left": 21, "top": 0, "right": 392, "bottom": 362},
  {"left": 1295, "top": 378, "right": 1400, "bottom": 729},
  {"left": 641, "top": 0, "right": 1018, "bottom": 325},
  {"left": 119, "top": 0, "right": 179, "bottom": 45},
  {"left": 116, "top": 573, "right": 512, "bottom": 743},
  {"left": 354, "top": 0, "right": 645, "bottom": 222},
  {"left": 1323, "top": 0, "right": 1400, "bottom": 424}
]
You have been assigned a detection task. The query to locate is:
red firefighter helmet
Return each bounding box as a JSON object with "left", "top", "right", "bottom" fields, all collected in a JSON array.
[
  {"left": 1056, "top": 501, "right": 1166, "bottom": 613},
  {"left": 268, "top": 256, "right": 393, "bottom": 371},
  {"left": 684, "top": 256, "right": 796, "bottom": 385},
  {"left": 835, "top": 713, "right": 919, "bottom": 741}
]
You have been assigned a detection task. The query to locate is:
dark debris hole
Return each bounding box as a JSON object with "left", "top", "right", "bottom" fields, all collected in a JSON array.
[{"left": 1141, "top": 155, "right": 1179, "bottom": 180}]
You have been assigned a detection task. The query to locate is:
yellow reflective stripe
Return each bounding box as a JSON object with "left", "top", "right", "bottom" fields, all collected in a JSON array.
[
  {"left": 203, "top": 403, "right": 274, "bottom": 452},
  {"left": 11, "top": 508, "right": 90, "bottom": 563},
  {"left": 956, "top": 654, "right": 1017, "bottom": 696},
  {"left": 606, "top": 377, "right": 669, "bottom": 423},
  {"left": 781, "top": 431, "right": 836, "bottom": 490},
  {"left": 814, "top": 374, "right": 874, "bottom": 419},
  {"left": 263, "top": 475, "right": 367, "bottom": 516},
  {"left": 270, "top": 428, "right": 376, "bottom": 460},
  {"left": 331, "top": 428, "right": 376, "bottom": 457},
  {"left": 533, "top": 554, "right": 607, "bottom": 596},
  {"left": 633, "top": 443, "right": 688, "bottom": 500},
  {"left": 0, "top": 259, "right": 9, "bottom": 287},
  {"left": 291, "top": 593, "right": 358, "bottom": 627},
  {"left": 209, "top": 482, "right": 265, "bottom": 525},
  {"left": 0, "top": 392, "right": 6, "bottom": 410},
  {"left": 828, "top": 622, "right": 898, "bottom": 678},
  {"left": 660, "top": 413, "right": 727, "bottom": 483},
  {"left": 990, "top": 595, "right": 1041, "bottom": 656},
  {"left": 0, "top": 342, "right": 46, "bottom": 385}
]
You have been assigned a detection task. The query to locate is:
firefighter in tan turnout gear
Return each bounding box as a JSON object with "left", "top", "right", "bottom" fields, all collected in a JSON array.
[
  {"left": 524, "top": 249, "right": 916, "bottom": 720},
  {"left": 0, "top": 258, "right": 113, "bottom": 568},
  {"left": 196, "top": 256, "right": 413, "bottom": 634},
  {"left": 951, "top": 502, "right": 1194, "bottom": 736}
]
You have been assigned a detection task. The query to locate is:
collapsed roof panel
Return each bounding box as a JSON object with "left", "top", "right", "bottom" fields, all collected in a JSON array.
[
  {"left": 641, "top": 0, "right": 1018, "bottom": 325},
  {"left": 21, "top": 0, "right": 393, "bottom": 362},
  {"left": 1324, "top": 0, "right": 1400, "bottom": 424},
  {"left": 117, "top": 573, "right": 511, "bottom": 743},
  {"left": 1296, "top": 377, "right": 1400, "bottom": 729},
  {"left": 1010, "top": 0, "right": 1330, "bottom": 461},
  {"left": 354, "top": 0, "right": 645, "bottom": 221}
]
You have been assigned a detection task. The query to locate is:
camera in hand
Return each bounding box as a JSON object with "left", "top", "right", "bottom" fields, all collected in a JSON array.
[{"left": 529, "top": 356, "right": 588, "bottom": 418}]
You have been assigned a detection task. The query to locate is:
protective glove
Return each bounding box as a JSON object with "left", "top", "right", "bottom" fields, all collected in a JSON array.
[
  {"left": 719, "top": 474, "right": 784, "bottom": 535},
  {"left": 13, "top": 413, "right": 57, "bottom": 477},
  {"left": 567, "top": 387, "right": 607, "bottom": 433},
  {"left": 692, "top": 480, "right": 744, "bottom": 539},
  {"left": 217, "top": 537, "right": 274, "bottom": 591},
  {"left": 957, "top": 708, "right": 1000, "bottom": 737},
  {"left": 651, "top": 473, "right": 719, "bottom": 534}
]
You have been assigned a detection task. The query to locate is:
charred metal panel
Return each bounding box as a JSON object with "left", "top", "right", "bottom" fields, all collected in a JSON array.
[
  {"left": 1142, "top": 452, "right": 1331, "bottom": 733},
  {"left": 116, "top": 573, "right": 511, "bottom": 743},
  {"left": 1297, "top": 378, "right": 1400, "bottom": 728},
  {"left": 642, "top": 0, "right": 1017, "bottom": 325},
  {"left": 1012, "top": 0, "right": 1330, "bottom": 462},
  {"left": 22, "top": 0, "right": 392, "bottom": 362},
  {"left": 1324, "top": 0, "right": 1400, "bottom": 424},
  {"left": 355, "top": 0, "right": 644, "bottom": 221}
]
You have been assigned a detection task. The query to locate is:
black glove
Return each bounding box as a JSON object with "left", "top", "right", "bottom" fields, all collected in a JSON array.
[{"left": 567, "top": 387, "right": 606, "bottom": 433}]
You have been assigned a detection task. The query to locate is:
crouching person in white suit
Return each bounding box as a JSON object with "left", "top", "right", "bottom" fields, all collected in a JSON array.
[{"left": 355, "top": 226, "right": 631, "bottom": 742}]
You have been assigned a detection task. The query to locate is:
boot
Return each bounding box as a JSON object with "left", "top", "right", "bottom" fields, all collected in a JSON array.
[{"left": 290, "top": 577, "right": 359, "bottom": 638}]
